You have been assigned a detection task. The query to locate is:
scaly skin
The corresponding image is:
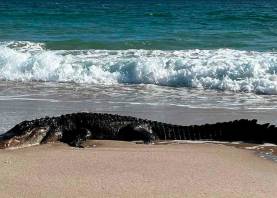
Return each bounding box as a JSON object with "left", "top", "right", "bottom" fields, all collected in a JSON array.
[{"left": 0, "top": 112, "right": 277, "bottom": 149}]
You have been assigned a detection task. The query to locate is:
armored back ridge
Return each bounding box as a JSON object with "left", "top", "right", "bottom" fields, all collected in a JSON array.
[{"left": 1, "top": 112, "right": 277, "bottom": 149}]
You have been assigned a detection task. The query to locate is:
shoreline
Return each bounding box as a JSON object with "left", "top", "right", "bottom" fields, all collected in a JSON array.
[{"left": 1, "top": 141, "right": 277, "bottom": 197}]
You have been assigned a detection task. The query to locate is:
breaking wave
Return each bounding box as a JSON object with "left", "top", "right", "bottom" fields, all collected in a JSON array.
[{"left": 1, "top": 41, "right": 277, "bottom": 94}]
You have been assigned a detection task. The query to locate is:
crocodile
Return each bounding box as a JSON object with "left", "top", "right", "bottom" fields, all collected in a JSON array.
[{"left": 0, "top": 112, "right": 277, "bottom": 149}]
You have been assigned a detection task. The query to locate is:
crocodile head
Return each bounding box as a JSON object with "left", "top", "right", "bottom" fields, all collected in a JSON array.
[{"left": 0, "top": 120, "right": 50, "bottom": 149}]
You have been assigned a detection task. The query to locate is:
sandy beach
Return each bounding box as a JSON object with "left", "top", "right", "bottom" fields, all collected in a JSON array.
[
  {"left": 0, "top": 141, "right": 277, "bottom": 198},
  {"left": 2, "top": 0, "right": 277, "bottom": 197},
  {"left": 1, "top": 83, "right": 277, "bottom": 198}
]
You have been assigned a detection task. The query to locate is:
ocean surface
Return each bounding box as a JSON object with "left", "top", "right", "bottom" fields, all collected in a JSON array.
[{"left": 2, "top": 0, "right": 277, "bottom": 133}]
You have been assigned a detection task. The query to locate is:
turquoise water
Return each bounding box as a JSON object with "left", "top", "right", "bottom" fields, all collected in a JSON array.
[
  {"left": 1, "top": 0, "right": 277, "bottom": 51},
  {"left": 1, "top": 0, "right": 277, "bottom": 95}
]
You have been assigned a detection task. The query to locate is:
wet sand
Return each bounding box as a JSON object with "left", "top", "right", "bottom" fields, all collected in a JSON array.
[
  {"left": 1, "top": 141, "right": 277, "bottom": 198},
  {"left": 2, "top": 98, "right": 277, "bottom": 135},
  {"left": 2, "top": 81, "right": 277, "bottom": 134}
]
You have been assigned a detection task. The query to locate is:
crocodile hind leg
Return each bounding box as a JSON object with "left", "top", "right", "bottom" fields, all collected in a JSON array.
[
  {"left": 117, "top": 124, "right": 157, "bottom": 143},
  {"left": 61, "top": 128, "right": 92, "bottom": 148}
]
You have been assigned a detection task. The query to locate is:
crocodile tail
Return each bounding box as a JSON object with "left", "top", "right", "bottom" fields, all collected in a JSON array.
[{"left": 153, "top": 119, "right": 277, "bottom": 144}]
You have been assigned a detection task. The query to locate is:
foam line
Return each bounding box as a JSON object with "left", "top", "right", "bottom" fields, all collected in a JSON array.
[{"left": 1, "top": 41, "right": 277, "bottom": 94}]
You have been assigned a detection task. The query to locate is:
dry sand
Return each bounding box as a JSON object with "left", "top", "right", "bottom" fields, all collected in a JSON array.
[{"left": 0, "top": 141, "right": 277, "bottom": 198}]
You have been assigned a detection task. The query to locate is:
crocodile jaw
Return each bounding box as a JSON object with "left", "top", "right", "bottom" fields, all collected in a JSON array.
[{"left": 0, "top": 127, "right": 49, "bottom": 149}]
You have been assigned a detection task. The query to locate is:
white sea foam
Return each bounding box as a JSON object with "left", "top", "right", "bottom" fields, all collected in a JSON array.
[{"left": 1, "top": 41, "right": 277, "bottom": 94}]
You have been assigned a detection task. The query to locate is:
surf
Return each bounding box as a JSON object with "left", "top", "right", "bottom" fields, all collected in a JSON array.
[{"left": 1, "top": 41, "right": 277, "bottom": 95}]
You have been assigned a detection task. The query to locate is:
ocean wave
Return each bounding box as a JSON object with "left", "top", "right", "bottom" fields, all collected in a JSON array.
[{"left": 1, "top": 41, "right": 277, "bottom": 95}]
